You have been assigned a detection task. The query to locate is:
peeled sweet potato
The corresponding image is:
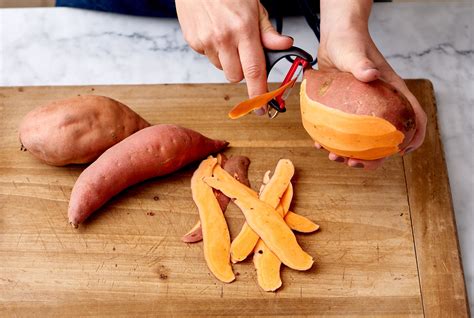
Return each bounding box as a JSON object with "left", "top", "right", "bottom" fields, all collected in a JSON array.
[
  {"left": 68, "top": 124, "right": 228, "bottom": 227},
  {"left": 301, "top": 69, "right": 416, "bottom": 160},
  {"left": 19, "top": 95, "right": 150, "bottom": 166}
]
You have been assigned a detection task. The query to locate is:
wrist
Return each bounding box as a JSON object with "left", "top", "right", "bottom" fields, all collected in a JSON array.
[{"left": 320, "top": 0, "right": 371, "bottom": 38}]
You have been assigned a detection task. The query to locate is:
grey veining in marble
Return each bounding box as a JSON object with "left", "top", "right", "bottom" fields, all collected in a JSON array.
[{"left": 0, "top": 3, "right": 472, "bottom": 309}]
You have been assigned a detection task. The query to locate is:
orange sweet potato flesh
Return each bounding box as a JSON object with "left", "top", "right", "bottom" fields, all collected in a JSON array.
[
  {"left": 301, "top": 69, "right": 416, "bottom": 159},
  {"left": 254, "top": 182, "right": 319, "bottom": 291},
  {"left": 300, "top": 92, "right": 403, "bottom": 158},
  {"left": 230, "top": 160, "right": 294, "bottom": 263},
  {"left": 253, "top": 239, "right": 282, "bottom": 291},
  {"left": 19, "top": 95, "right": 150, "bottom": 166},
  {"left": 284, "top": 211, "right": 320, "bottom": 233},
  {"left": 228, "top": 78, "right": 296, "bottom": 119},
  {"left": 182, "top": 154, "right": 229, "bottom": 243},
  {"left": 204, "top": 171, "right": 313, "bottom": 271},
  {"left": 253, "top": 183, "right": 294, "bottom": 291},
  {"left": 191, "top": 157, "right": 235, "bottom": 283},
  {"left": 182, "top": 155, "right": 251, "bottom": 243},
  {"left": 68, "top": 124, "right": 228, "bottom": 227}
]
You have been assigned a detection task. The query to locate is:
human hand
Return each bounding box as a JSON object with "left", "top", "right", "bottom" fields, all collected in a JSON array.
[
  {"left": 176, "top": 0, "right": 293, "bottom": 103},
  {"left": 317, "top": 0, "right": 427, "bottom": 170}
]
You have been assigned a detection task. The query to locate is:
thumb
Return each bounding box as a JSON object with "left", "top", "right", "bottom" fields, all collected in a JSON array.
[
  {"left": 258, "top": 4, "right": 293, "bottom": 50},
  {"left": 339, "top": 52, "right": 380, "bottom": 82}
]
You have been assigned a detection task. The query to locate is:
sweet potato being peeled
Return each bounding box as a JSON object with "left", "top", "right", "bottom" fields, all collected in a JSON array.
[
  {"left": 300, "top": 69, "right": 416, "bottom": 160},
  {"left": 19, "top": 95, "right": 150, "bottom": 166},
  {"left": 68, "top": 124, "right": 228, "bottom": 227}
]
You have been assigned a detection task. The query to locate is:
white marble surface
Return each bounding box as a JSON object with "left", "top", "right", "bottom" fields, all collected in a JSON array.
[{"left": 0, "top": 2, "right": 472, "bottom": 308}]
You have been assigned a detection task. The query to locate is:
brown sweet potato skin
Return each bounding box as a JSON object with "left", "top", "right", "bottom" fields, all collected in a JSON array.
[
  {"left": 304, "top": 69, "right": 416, "bottom": 148},
  {"left": 19, "top": 95, "right": 150, "bottom": 166},
  {"left": 224, "top": 156, "right": 251, "bottom": 188},
  {"left": 68, "top": 124, "right": 228, "bottom": 227},
  {"left": 213, "top": 154, "right": 231, "bottom": 213}
]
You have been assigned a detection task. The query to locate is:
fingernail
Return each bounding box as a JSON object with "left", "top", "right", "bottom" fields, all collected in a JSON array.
[
  {"left": 287, "top": 36, "right": 294, "bottom": 41},
  {"left": 352, "top": 163, "right": 364, "bottom": 168},
  {"left": 363, "top": 66, "right": 378, "bottom": 71},
  {"left": 253, "top": 107, "right": 266, "bottom": 116},
  {"left": 335, "top": 157, "right": 345, "bottom": 163}
]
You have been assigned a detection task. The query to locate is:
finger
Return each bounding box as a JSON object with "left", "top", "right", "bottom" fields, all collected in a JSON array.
[
  {"left": 343, "top": 52, "right": 381, "bottom": 82},
  {"left": 219, "top": 49, "right": 244, "bottom": 83},
  {"left": 204, "top": 48, "right": 222, "bottom": 70},
  {"left": 347, "top": 158, "right": 386, "bottom": 170},
  {"left": 258, "top": 3, "right": 293, "bottom": 50},
  {"left": 369, "top": 60, "right": 427, "bottom": 155},
  {"left": 328, "top": 152, "right": 346, "bottom": 163},
  {"left": 365, "top": 45, "right": 427, "bottom": 155},
  {"left": 400, "top": 90, "right": 427, "bottom": 155},
  {"left": 254, "top": 106, "right": 267, "bottom": 116},
  {"left": 238, "top": 38, "right": 268, "bottom": 99},
  {"left": 331, "top": 37, "right": 381, "bottom": 82}
]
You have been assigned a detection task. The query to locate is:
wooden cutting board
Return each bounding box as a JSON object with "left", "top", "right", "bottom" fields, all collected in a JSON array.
[{"left": 0, "top": 80, "right": 469, "bottom": 317}]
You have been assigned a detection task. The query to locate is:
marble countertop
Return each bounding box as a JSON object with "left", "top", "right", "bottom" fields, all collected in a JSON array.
[{"left": 0, "top": 2, "right": 472, "bottom": 308}]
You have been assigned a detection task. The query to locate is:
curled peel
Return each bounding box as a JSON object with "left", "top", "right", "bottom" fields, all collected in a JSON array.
[{"left": 228, "top": 78, "right": 297, "bottom": 119}]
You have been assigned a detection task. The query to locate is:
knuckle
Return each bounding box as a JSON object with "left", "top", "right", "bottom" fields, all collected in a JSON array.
[
  {"left": 188, "top": 41, "right": 203, "bottom": 53},
  {"left": 214, "top": 30, "right": 231, "bottom": 46},
  {"left": 243, "top": 64, "right": 264, "bottom": 80},
  {"left": 200, "top": 36, "right": 213, "bottom": 49},
  {"left": 233, "top": 18, "right": 251, "bottom": 33},
  {"left": 183, "top": 35, "right": 200, "bottom": 50}
]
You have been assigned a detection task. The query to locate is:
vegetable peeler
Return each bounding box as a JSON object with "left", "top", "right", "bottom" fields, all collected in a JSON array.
[
  {"left": 263, "top": 10, "right": 320, "bottom": 119},
  {"left": 264, "top": 47, "right": 314, "bottom": 118}
]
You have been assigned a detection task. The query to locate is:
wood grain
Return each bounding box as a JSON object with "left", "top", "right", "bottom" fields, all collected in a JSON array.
[
  {"left": 0, "top": 81, "right": 466, "bottom": 316},
  {"left": 402, "top": 80, "right": 470, "bottom": 317}
]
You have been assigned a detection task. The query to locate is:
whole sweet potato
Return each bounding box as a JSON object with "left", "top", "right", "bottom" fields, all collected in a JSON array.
[
  {"left": 19, "top": 95, "right": 150, "bottom": 166},
  {"left": 68, "top": 124, "right": 228, "bottom": 227}
]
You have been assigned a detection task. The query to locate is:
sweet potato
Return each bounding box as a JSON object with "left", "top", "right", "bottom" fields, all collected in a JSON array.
[
  {"left": 191, "top": 157, "right": 234, "bottom": 283},
  {"left": 68, "top": 124, "right": 228, "bottom": 227},
  {"left": 301, "top": 69, "right": 416, "bottom": 160},
  {"left": 204, "top": 166, "right": 313, "bottom": 271},
  {"left": 19, "top": 95, "right": 150, "bottom": 166},
  {"left": 182, "top": 155, "right": 251, "bottom": 243}
]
